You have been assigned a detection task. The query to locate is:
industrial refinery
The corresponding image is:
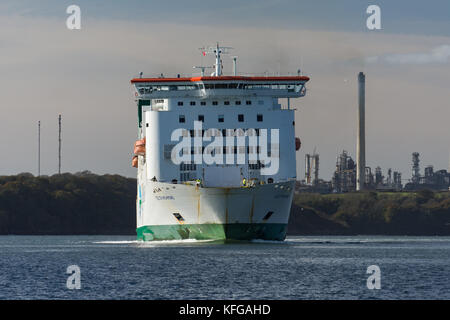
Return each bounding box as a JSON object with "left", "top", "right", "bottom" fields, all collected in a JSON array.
[
  {"left": 297, "top": 72, "right": 450, "bottom": 194},
  {"left": 298, "top": 149, "right": 449, "bottom": 194}
]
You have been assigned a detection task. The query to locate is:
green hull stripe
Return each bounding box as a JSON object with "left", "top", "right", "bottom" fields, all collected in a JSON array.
[{"left": 136, "top": 223, "right": 287, "bottom": 241}]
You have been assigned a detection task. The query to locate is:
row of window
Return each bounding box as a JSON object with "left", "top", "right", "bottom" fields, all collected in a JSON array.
[
  {"left": 180, "top": 172, "right": 192, "bottom": 182},
  {"left": 249, "top": 161, "right": 266, "bottom": 170},
  {"left": 180, "top": 163, "right": 196, "bottom": 171},
  {"left": 178, "top": 100, "right": 257, "bottom": 106},
  {"left": 136, "top": 83, "right": 304, "bottom": 94},
  {"left": 180, "top": 161, "right": 265, "bottom": 172},
  {"left": 179, "top": 114, "right": 263, "bottom": 123},
  {"left": 180, "top": 146, "right": 275, "bottom": 156},
  {"left": 178, "top": 128, "right": 264, "bottom": 137}
]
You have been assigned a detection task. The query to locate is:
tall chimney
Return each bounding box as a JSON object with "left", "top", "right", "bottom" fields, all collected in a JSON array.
[{"left": 357, "top": 72, "right": 366, "bottom": 191}]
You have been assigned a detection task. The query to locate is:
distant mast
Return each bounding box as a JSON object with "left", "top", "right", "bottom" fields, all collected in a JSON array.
[
  {"left": 58, "top": 114, "right": 62, "bottom": 174},
  {"left": 38, "top": 121, "right": 41, "bottom": 177}
]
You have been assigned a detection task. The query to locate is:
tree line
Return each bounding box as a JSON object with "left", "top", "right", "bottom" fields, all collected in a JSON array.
[
  {"left": 288, "top": 190, "right": 450, "bottom": 235},
  {"left": 1, "top": 172, "right": 449, "bottom": 235},
  {"left": 0, "top": 172, "right": 136, "bottom": 235}
]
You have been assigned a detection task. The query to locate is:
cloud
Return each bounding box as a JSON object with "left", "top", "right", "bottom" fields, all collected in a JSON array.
[{"left": 366, "top": 45, "right": 450, "bottom": 65}]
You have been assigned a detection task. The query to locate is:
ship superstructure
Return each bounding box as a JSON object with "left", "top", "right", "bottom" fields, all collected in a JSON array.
[{"left": 130, "top": 44, "right": 309, "bottom": 241}]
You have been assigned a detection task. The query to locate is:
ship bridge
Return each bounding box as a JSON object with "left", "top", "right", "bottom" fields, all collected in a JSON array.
[{"left": 131, "top": 75, "right": 309, "bottom": 100}]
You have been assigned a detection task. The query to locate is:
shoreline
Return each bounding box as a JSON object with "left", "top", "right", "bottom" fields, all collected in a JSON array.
[{"left": 1, "top": 173, "right": 449, "bottom": 236}]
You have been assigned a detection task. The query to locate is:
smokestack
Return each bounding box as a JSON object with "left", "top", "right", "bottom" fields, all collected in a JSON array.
[
  {"left": 305, "top": 154, "right": 311, "bottom": 184},
  {"left": 357, "top": 72, "right": 366, "bottom": 191},
  {"left": 313, "top": 154, "right": 319, "bottom": 185}
]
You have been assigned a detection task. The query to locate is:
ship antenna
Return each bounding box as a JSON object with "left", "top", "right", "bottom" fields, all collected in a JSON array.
[
  {"left": 199, "top": 43, "right": 233, "bottom": 76},
  {"left": 193, "top": 65, "right": 213, "bottom": 77}
]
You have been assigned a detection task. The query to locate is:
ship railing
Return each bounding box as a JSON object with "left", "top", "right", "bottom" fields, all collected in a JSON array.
[{"left": 133, "top": 72, "right": 306, "bottom": 79}]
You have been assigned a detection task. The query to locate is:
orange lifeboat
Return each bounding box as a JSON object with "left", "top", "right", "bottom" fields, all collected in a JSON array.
[
  {"left": 133, "top": 137, "right": 146, "bottom": 156},
  {"left": 131, "top": 155, "right": 138, "bottom": 168},
  {"left": 295, "top": 137, "right": 301, "bottom": 151}
]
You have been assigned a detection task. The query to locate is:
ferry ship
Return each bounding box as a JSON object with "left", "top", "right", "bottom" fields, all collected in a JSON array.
[{"left": 130, "top": 44, "right": 309, "bottom": 241}]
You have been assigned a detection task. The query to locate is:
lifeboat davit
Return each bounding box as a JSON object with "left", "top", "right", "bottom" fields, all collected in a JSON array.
[
  {"left": 295, "top": 137, "right": 301, "bottom": 151},
  {"left": 133, "top": 137, "right": 146, "bottom": 156},
  {"left": 131, "top": 155, "right": 138, "bottom": 168}
]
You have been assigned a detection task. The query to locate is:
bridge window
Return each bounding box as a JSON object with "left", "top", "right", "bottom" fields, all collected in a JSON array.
[
  {"left": 212, "top": 101, "right": 218, "bottom": 106},
  {"left": 238, "top": 114, "right": 244, "bottom": 122},
  {"left": 178, "top": 101, "right": 183, "bottom": 106},
  {"left": 190, "top": 101, "right": 196, "bottom": 106},
  {"left": 200, "top": 101, "right": 206, "bottom": 106},
  {"left": 257, "top": 114, "right": 263, "bottom": 122},
  {"left": 224, "top": 101, "right": 230, "bottom": 105},
  {"left": 235, "top": 101, "right": 241, "bottom": 105},
  {"left": 218, "top": 115, "right": 224, "bottom": 123},
  {"left": 198, "top": 115, "right": 204, "bottom": 122},
  {"left": 179, "top": 115, "right": 185, "bottom": 123},
  {"left": 246, "top": 100, "right": 252, "bottom": 105}
]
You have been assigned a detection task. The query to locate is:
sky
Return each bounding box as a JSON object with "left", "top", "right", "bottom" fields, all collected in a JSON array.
[{"left": 0, "top": 0, "right": 449, "bottom": 181}]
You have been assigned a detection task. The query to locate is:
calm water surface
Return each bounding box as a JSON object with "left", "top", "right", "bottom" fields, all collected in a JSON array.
[{"left": 0, "top": 235, "right": 449, "bottom": 299}]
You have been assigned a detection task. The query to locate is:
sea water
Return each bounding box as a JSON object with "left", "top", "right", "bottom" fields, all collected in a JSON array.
[{"left": 0, "top": 235, "right": 449, "bottom": 299}]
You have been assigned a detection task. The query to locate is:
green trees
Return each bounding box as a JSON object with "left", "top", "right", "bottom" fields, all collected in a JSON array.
[
  {"left": 0, "top": 172, "right": 136, "bottom": 235},
  {"left": 290, "top": 191, "right": 450, "bottom": 235},
  {"left": 1, "top": 173, "right": 449, "bottom": 236}
]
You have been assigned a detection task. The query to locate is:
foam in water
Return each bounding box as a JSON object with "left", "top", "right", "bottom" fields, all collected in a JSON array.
[{"left": 93, "top": 239, "right": 216, "bottom": 245}]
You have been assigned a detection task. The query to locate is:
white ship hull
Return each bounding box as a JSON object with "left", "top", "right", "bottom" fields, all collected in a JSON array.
[{"left": 136, "top": 180, "right": 295, "bottom": 241}]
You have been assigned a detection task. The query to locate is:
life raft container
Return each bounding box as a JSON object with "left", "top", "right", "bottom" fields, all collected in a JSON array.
[
  {"left": 131, "top": 155, "right": 138, "bottom": 168},
  {"left": 295, "top": 137, "right": 301, "bottom": 151},
  {"left": 133, "top": 137, "right": 146, "bottom": 156}
]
